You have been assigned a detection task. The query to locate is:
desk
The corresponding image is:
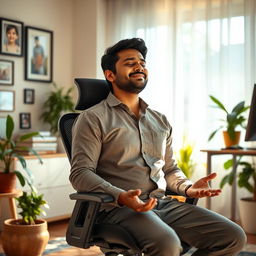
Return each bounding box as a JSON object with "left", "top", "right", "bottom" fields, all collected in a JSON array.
[
  {"left": 201, "top": 149, "right": 256, "bottom": 220},
  {"left": 0, "top": 190, "right": 22, "bottom": 219}
]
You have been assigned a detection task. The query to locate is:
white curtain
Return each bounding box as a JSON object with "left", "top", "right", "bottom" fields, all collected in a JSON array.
[{"left": 105, "top": 0, "right": 256, "bottom": 217}]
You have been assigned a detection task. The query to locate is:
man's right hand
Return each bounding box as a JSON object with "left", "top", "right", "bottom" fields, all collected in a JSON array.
[{"left": 118, "top": 189, "right": 157, "bottom": 212}]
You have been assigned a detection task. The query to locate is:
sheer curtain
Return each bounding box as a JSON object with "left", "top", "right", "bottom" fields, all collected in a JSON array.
[{"left": 105, "top": 0, "right": 256, "bottom": 217}]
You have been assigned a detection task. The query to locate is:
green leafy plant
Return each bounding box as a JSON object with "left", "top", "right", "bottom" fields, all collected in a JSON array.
[
  {"left": 0, "top": 115, "right": 42, "bottom": 187},
  {"left": 220, "top": 157, "right": 256, "bottom": 201},
  {"left": 176, "top": 137, "right": 196, "bottom": 179},
  {"left": 208, "top": 95, "right": 249, "bottom": 141},
  {"left": 16, "top": 189, "right": 49, "bottom": 225},
  {"left": 40, "top": 82, "right": 74, "bottom": 135}
]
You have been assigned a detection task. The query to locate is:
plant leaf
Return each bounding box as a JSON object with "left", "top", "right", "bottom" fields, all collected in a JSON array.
[
  {"left": 6, "top": 115, "right": 14, "bottom": 140},
  {"left": 19, "top": 132, "right": 39, "bottom": 142},
  {"left": 224, "top": 159, "right": 233, "bottom": 170},
  {"left": 209, "top": 95, "right": 228, "bottom": 113},
  {"left": 14, "top": 170, "right": 26, "bottom": 187}
]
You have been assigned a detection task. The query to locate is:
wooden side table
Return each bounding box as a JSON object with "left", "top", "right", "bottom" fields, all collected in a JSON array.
[
  {"left": 0, "top": 190, "right": 23, "bottom": 219},
  {"left": 201, "top": 149, "right": 256, "bottom": 220}
]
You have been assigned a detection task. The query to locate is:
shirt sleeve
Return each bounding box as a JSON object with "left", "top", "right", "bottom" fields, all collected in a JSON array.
[
  {"left": 162, "top": 117, "right": 193, "bottom": 196},
  {"left": 70, "top": 110, "right": 125, "bottom": 206}
]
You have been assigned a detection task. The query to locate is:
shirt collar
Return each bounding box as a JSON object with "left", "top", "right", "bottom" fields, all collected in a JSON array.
[{"left": 106, "top": 92, "right": 149, "bottom": 112}]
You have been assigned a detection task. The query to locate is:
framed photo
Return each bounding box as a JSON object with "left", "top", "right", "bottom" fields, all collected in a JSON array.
[
  {"left": 0, "top": 59, "right": 14, "bottom": 85},
  {"left": 25, "top": 26, "right": 53, "bottom": 82},
  {"left": 0, "top": 90, "right": 15, "bottom": 112},
  {"left": 0, "top": 18, "right": 23, "bottom": 56},
  {"left": 24, "top": 88, "right": 35, "bottom": 104},
  {"left": 20, "top": 112, "right": 31, "bottom": 129}
]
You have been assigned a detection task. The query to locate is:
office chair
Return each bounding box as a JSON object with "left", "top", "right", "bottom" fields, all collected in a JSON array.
[{"left": 59, "top": 78, "right": 198, "bottom": 256}]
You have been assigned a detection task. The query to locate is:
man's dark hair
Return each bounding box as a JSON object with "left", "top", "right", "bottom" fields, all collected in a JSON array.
[{"left": 101, "top": 38, "right": 147, "bottom": 74}]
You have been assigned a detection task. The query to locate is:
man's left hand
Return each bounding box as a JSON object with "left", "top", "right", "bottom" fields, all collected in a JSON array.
[{"left": 186, "top": 172, "right": 221, "bottom": 198}]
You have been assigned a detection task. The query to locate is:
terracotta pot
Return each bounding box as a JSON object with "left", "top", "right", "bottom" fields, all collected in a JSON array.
[
  {"left": 1, "top": 219, "right": 49, "bottom": 256},
  {"left": 239, "top": 198, "right": 256, "bottom": 234},
  {"left": 0, "top": 173, "right": 16, "bottom": 193},
  {"left": 223, "top": 131, "right": 241, "bottom": 148}
]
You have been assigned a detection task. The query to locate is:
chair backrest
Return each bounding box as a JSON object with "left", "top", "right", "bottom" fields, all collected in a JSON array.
[
  {"left": 59, "top": 78, "right": 110, "bottom": 162},
  {"left": 74, "top": 78, "right": 110, "bottom": 110}
]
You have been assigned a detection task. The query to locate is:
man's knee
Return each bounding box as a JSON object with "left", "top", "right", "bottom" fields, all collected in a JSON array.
[
  {"left": 144, "top": 230, "right": 182, "bottom": 256},
  {"left": 227, "top": 223, "right": 247, "bottom": 252}
]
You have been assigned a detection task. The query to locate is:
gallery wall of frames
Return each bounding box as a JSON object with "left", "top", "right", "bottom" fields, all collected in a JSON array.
[{"left": 0, "top": 16, "right": 53, "bottom": 135}]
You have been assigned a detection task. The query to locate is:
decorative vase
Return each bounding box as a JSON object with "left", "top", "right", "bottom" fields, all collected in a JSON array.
[
  {"left": 0, "top": 173, "right": 16, "bottom": 193},
  {"left": 239, "top": 198, "right": 256, "bottom": 234},
  {"left": 223, "top": 131, "right": 241, "bottom": 148},
  {"left": 1, "top": 219, "right": 49, "bottom": 256}
]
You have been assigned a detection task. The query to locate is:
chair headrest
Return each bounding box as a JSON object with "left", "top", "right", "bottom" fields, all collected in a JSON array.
[{"left": 74, "top": 78, "right": 110, "bottom": 110}]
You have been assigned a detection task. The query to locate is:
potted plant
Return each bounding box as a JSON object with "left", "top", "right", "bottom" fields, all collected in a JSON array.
[
  {"left": 208, "top": 95, "right": 250, "bottom": 148},
  {"left": 220, "top": 157, "right": 256, "bottom": 234},
  {"left": 40, "top": 82, "right": 74, "bottom": 152},
  {"left": 176, "top": 137, "right": 196, "bottom": 179},
  {"left": 1, "top": 187, "right": 50, "bottom": 256},
  {"left": 40, "top": 82, "right": 74, "bottom": 135},
  {"left": 0, "top": 115, "right": 42, "bottom": 193}
]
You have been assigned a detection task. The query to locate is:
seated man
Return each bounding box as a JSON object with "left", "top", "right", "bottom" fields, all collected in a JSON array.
[{"left": 70, "top": 38, "right": 246, "bottom": 256}]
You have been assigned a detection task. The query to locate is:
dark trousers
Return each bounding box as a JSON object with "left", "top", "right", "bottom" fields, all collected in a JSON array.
[{"left": 97, "top": 198, "right": 246, "bottom": 256}]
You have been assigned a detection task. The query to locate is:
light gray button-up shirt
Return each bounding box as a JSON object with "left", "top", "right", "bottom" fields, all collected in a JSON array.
[{"left": 70, "top": 93, "right": 192, "bottom": 211}]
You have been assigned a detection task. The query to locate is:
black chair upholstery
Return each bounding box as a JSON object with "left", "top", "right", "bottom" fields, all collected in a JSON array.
[{"left": 59, "top": 78, "right": 197, "bottom": 256}]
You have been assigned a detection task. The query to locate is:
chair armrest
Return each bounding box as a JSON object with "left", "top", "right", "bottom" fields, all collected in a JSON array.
[
  {"left": 67, "top": 192, "right": 114, "bottom": 249},
  {"left": 70, "top": 192, "right": 114, "bottom": 203},
  {"left": 165, "top": 189, "right": 198, "bottom": 205}
]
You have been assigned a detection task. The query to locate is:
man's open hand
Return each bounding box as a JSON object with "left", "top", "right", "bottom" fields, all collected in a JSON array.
[
  {"left": 186, "top": 172, "right": 222, "bottom": 198},
  {"left": 118, "top": 189, "right": 157, "bottom": 212}
]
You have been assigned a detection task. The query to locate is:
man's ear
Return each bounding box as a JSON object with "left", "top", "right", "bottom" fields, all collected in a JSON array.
[{"left": 104, "top": 70, "right": 115, "bottom": 83}]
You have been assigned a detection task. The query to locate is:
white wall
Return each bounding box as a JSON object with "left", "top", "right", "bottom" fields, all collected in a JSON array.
[{"left": 0, "top": 0, "right": 106, "bottom": 135}]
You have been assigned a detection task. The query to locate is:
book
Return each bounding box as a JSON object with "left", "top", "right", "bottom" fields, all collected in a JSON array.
[
  {"left": 38, "top": 131, "right": 52, "bottom": 136},
  {"left": 18, "top": 135, "right": 57, "bottom": 143},
  {"left": 18, "top": 142, "right": 57, "bottom": 148}
]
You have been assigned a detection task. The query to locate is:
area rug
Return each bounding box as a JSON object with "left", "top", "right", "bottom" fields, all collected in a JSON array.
[{"left": 0, "top": 237, "right": 255, "bottom": 255}]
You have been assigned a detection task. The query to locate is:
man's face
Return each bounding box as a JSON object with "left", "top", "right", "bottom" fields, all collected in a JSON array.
[{"left": 110, "top": 49, "right": 148, "bottom": 94}]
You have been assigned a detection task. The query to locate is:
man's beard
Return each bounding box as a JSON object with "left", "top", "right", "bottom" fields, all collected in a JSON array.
[{"left": 115, "top": 73, "right": 148, "bottom": 94}]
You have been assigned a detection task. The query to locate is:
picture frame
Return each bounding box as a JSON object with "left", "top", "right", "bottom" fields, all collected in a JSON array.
[
  {"left": 0, "top": 90, "right": 15, "bottom": 112},
  {"left": 0, "top": 17, "right": 23, "bottom": 56},
  {"left": 24, "top": 88, "right": 35, "bottom": 104},
  {"left": 19, "top": 112, "right": 31, "bottom": 129},
  {"left": 0, "top": 59, "right": 14, "bottom": 85},
  {"left": 25, "top": 26, "right": 53, "bottom": 82}
]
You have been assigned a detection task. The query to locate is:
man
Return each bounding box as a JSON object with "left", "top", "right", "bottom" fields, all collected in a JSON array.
[{"left": 70, "top": 38, "right": 246, "bottom": 256}]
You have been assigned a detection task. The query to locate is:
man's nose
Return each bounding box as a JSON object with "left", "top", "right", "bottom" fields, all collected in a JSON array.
[{"left": 134, "top": 63, "right": 144, "bottom": 72}]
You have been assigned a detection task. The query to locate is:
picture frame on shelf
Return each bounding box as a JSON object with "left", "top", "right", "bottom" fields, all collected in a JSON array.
[
  {"left": 24, "top": 88, "right": 35, "bottom": 104},
  {"left": 0, "top": 90, "right": 15, "bottom": 112},
  {"left": 19, "top": 112, "right": 31, "bottom": 129},
  {"left": 0, "top": 59, "right": 14, "bottom": 85},
  {"left": 0, "top": 17, "right": 23, "bottom": 56},
  {"left": 25, "top": 26, "right": 53, "bottom": 83}
]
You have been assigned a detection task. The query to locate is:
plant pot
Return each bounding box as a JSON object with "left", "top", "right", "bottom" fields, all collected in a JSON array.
[
  {"left": 223, "top": 131, "right": 241, "bottom": 148},
  {"left": 239, "top": 198, "right": 256, "bottom": 234},
  {"left": 1, "top": 219, "right": 49, "bottom": 256},
  {"left": 0, "top": 173, "right": 16, "bottom": 193}
]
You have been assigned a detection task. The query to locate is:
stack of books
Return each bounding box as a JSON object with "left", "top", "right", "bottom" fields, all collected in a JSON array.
[{"left": 17, "top": 131, "right": 58, "bottom": 155}]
